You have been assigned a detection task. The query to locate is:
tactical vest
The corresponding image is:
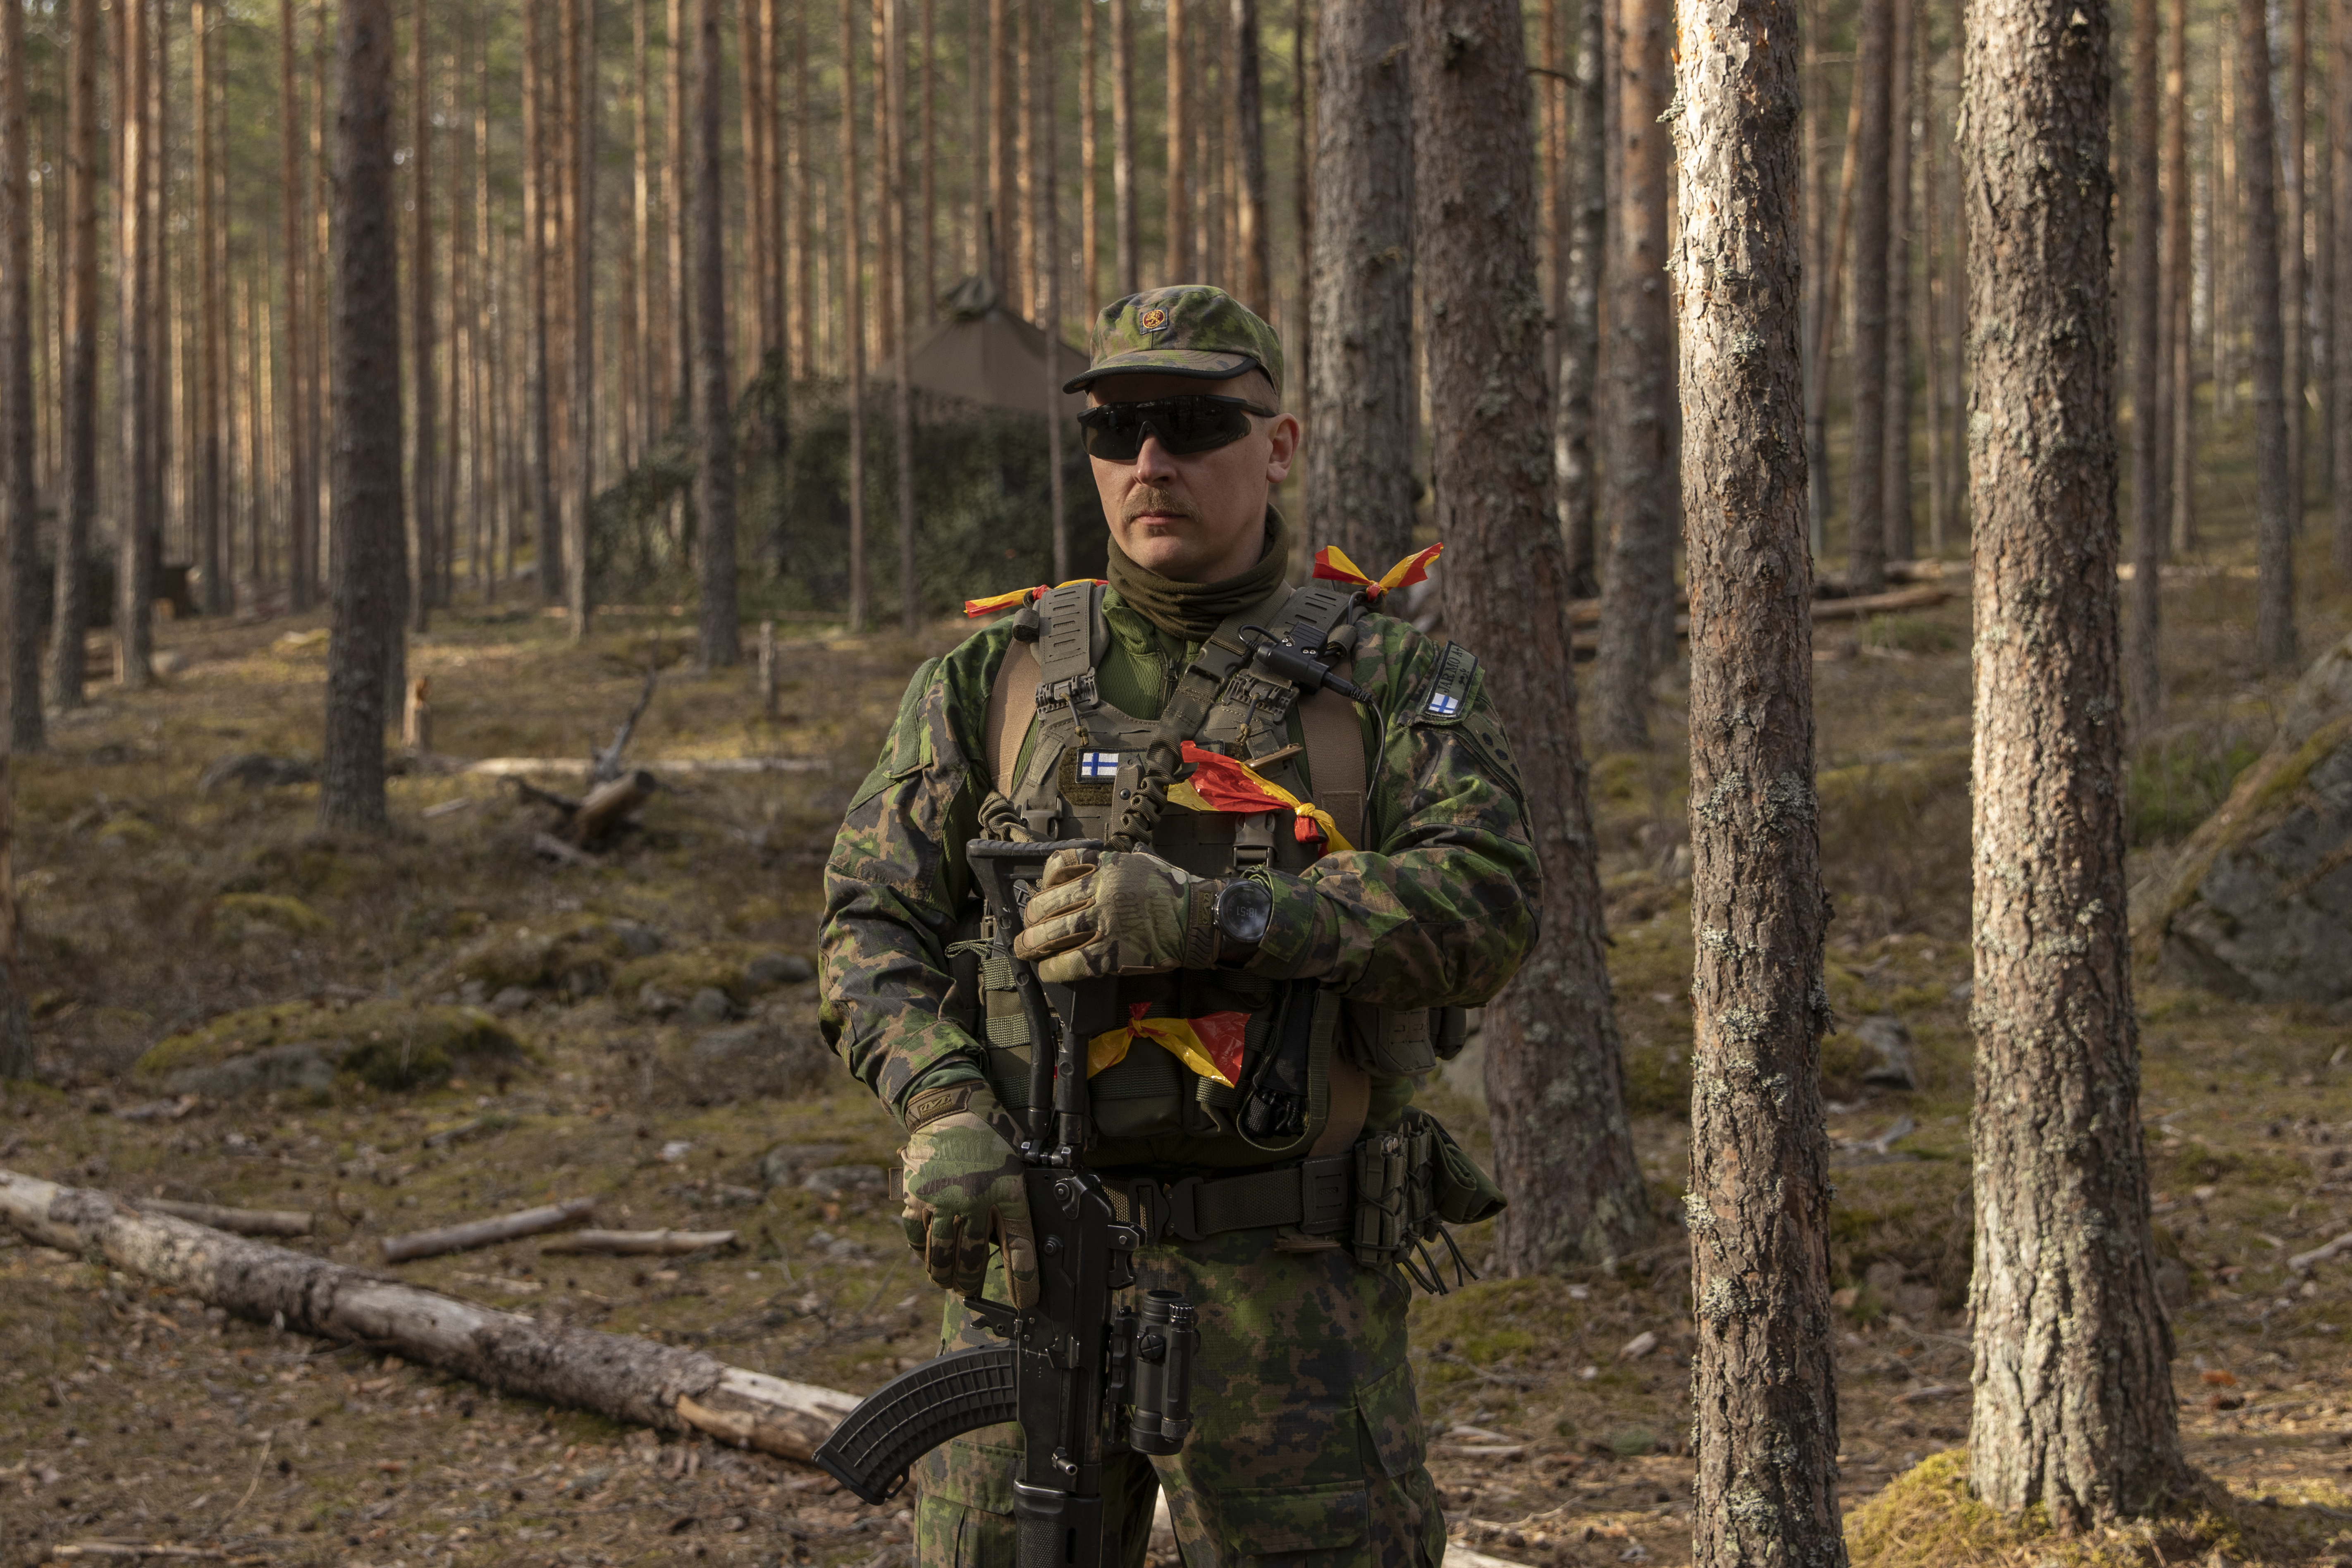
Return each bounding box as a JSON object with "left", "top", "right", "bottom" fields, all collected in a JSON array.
[{"left": 957, "top": 579, "right": 1453, "bottom": 1174}]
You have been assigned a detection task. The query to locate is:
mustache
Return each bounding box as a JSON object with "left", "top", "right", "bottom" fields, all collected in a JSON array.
[{"left": 1121, "top": 487, "right": 1199, "bottom": 525}]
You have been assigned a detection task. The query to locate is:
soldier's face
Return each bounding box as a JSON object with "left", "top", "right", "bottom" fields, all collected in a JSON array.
[{"left": 1086, "top": 372, "right": 1302, "bottom": 584}]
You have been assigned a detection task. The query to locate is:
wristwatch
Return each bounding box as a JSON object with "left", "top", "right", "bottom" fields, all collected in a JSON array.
[{"left": 1213, "top": 878, "right": 1273, "bottom": 957}]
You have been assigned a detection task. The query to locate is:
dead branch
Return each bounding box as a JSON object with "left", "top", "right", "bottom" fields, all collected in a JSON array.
[
  {"left": 569, "top": 768, "right": 658, "bottom": 846},
  {"left": 0, "top": 1168, "right": 861, "bottom": 1462},
  {"left": 379, "top": 1197, "right": 597, "bottom": 1262},
  {"left": 472, "top": 756, "right": 829, "bottom": 777},
  {"left": 591, "top": 655, "right": 661, "bottom": 785},
  {"left": 135, "top": 1200, "right": 312, "bottom": 1237},
  {"left": 540, "top": 1228, "right": 740, "bottom": 1256},
  {"left": 530, "top": 831, "right": 601, "bottom": 868}
]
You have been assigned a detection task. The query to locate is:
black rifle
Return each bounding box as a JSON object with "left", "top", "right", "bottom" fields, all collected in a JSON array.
[{"left": 814, "top": 839, "right": 1199, "bottom": 1568}]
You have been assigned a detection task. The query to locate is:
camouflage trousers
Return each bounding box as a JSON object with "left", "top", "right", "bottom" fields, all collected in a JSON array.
[{"left": 912, "top": 1228, "right": 1444, "bottom": 1568}]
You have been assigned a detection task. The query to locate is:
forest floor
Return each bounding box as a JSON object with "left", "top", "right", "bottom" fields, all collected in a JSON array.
[{"left": 8, "top": 497, "right": 2352, "bottom": 1565}]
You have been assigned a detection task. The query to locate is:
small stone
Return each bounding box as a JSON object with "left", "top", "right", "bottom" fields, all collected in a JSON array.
[
  {"left": 746, "top": 952, "right": 816, "bottom": 990},
  {"left": 660, "top": 1140, "right": 693, "bottom": 1163},
  {"left": 458, "top": 980, "right": 487, "bottom": 1006},
  {"left": 488, "top": 986, "right": 534, "bottom": 1017},
  {"left": 1855, "top": 1014, "right": 1918, "bottom": 1091},
  {"left": 689, "top": 988, "right": 733, "bottom": 1022},
  {"left": 802, "top": 1165, "right": 886, "bottom": 1194},
  {"left": 1617, "top": 1330, "right": 1659, "bottom": 1360},
  {"left": 637, "top": 983, "right": 681, "bottom": 1020},
  {"left": 610, "top": 919, "right": 665, "bottom": 958}
]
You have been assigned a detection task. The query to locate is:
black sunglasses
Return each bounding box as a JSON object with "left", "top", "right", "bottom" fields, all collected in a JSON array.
[{"left": 1077, "top": 394, "right": 1280, "bottom": 462}]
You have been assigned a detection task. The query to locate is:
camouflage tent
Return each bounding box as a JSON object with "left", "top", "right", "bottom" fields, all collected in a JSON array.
[{"left": 905, "top": 276, "right": 1090, "bottom": 419}]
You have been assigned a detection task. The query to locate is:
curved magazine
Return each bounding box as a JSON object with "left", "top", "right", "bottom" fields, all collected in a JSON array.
[{"left": 811, "top": 1342, "right": 1020, "bottom": 1505}]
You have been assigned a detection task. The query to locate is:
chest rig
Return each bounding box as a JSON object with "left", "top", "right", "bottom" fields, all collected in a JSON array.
[{"left": 963, "top": 579, "right": 1397, "bottom": 1171}]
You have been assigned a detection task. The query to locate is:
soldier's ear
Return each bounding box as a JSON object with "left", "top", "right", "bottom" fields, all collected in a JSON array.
[{"left": 1264, "top": 411, "right": 1301, "bottom": 484}]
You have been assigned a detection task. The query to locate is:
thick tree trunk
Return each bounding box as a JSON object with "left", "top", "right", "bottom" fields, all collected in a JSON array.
[
  {"left": 1081, "top": 0, "right": 1099, "bottom": 314},
  {"left": 2165, "top": 0, "right": 2192, "bottom": 558},
  {"left": 0, "top": 0, "right": 35, "bottom": 753},
  {"left": 694, "top": 0, "right": 740, "bottom": 666},
  {"left": 116, "top": 0, "right": 153, "bottom": 690},
  {"left": 1675, "top": 0, "right": 1845, "bottom": 1553},
  {"left": 1165, "top": 0, "right": 1190, "bottom": 282},
  {"left": 321, "top": 0, "right": 404, "bottom": 833},
  {"left": 891, "top": 0, "right": 922, "bottom": 625},
  {"left": 2128, "top": 0, "right": 2165, "bottom": 727},
  {"left": 53, "top": 0, "right": 96, "bottom": 713},
  {"left": 1848, "top": 0, "right": 1892, "bottom": 594},
  {"left": 411, "top": 0, "right": 439, "bottom": 635},
  {"left": 568, "top": 0, "right": 595, "bottom": 638},
  {"left": 475, "top": 7, "right": 499, "bottom": 596},
  {"left": 311, "top": 2, "right": 334, "bottom": 585},
  {"left": 1923, "top": 5, "right": 1947, "bottom": 556},
  {"left": 2337, "top": 0, "right": 2352, "bottom": 575},
  {"left": 1291, "top": 0, "right": 1311, "bottom": 418},
  {"left": 281, "top": 0, "right": 315, "bottom": 613},
  {"left": 1231, "top": 0, "right": 1270, "bottom": 315},
  {"left": 740, "top": 0, "right": 773, "bottom": 362},
  {"left": 2289, "top": 0, "right": 2309, "bottom": 526},
  {"left": 0, "top": 1170, "right": 861, "bottom": 1460},
  {"left": 1963, "top": 0, "right": 2190, "bottom": 1521},
  {"left": 1554, "top": 0, "right": 1604, "bottom": 598},
  {"left": 1588, "top": 0, "right": 1676, "bottom": 752},
  {"left": 1304, "top": 0, "right": 1413, "bottom": 572},
  {"left": 667, "top": 0, "right": 692, "bottom": 415},
  {"left": 796, "top": 0, "right": 815, "bottom": 375},
  {"left": 193, "top": 0, "right": 224, "bottom": 617},
  {"left": 966, "top": 1, "right": 986, "bottom": 286},
  {"left": 523, "top": 0, "right": 557, "bottom": 603},
  {"left": 2242, "top": 0, "right": 2297, "bottom": 669},
  {"left": 1111, "top": 0, "right": 1137, "bottom": 296},
  {"left": 1885, "top": 0, "right": 1915, "bottom": 565},
  {"left": 990, "top": 0, "right": 1016, "bottom": 302},
  {"left": 1412, "top": 0, "right": 1648, "bottom": 1274},
  {"left": 1038, "top": 0, "right": 1066, "bottom": 582},
  {"left": 844, "top": 0, "right": 869, "bottom": 630},
  {"left": 1013, "top": 0, "right": 1034, "bottom": 318}
]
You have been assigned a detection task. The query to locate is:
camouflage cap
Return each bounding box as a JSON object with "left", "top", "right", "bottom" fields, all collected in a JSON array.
[{"left": 1064, "top": 285, "right": 1286, "bottom": 396}]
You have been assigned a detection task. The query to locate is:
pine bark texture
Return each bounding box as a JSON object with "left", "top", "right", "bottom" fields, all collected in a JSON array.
[
  {"left": 1411, "top": 0, "right": 1649, "bottom": 1273},
  {"left": 321, "top": 0, "right": 404, "bottom": 834},
  {"left": 1848, "top": 0, "right": 1892, "bottom": 594},
  {"left": 1674, "top": 0, "right": 1846, "bottom": 1551},
  {"left": 1589, "top": 0, "right": 1677, "bottom": 751},
  {"left": 281, "top": 0, "right": 315, "bottom": 613},
  {"left": 523, "top": 0, "right": 556, "bottom": 604},
  {"left": 53, "top": 0, "right": 96, "bottom": 711},
  {"left": 2240, "top": 0, "right": 2296, "bottom": 669},
  {"left": 195, "top": 0, "right": 225, "bottom": 617},
  {"left": 891, "top": 0, "right": 921, "bottom": 626},
  {"left": 1962, "top": 0, "right": 2189, "bottom": 1520},
  {"left": 2336, "top": 0, "right": 2352, "bottom": 576},
  {"left": 843, "top": 0, "right": 869, "bottom": 631},
  {"left": 411, "top": 0, "right": 439, "bottom": 634},
  {"left": 1165, "top": 0, "right": 1191, "bottom": 282},
  {"left": 1553, "top": 0, "right": 1605, "bottom": 598},
  {"left": 1231, "top": 0, "right": 1270, "bottom": 315},
  {"left": 2127, "top": 0, "right": 2164, "bottom": 727},
  {"left": 116, "top": 0, "right": 153, "bottom": 690},
  {"left": 1112, "top": 0, "right": 1137, "bottom": 295},
  {"left": 1038, "top": 0, "right": 1067, "bottom": 584},
  {"left": 0, "top": 0, "right": 35, "bottom": 752},
  {"left": 1884, "top": 0, "right": 1914, "bottom": 565},
  {"left": 1304, "top": 0, "right": 1414, "bottom": 573},
  {"left": 567, "top": 0, "right": 595, "bottom": 637},
  {"left": 694, "top": 0, "right": 739, "bottom": 666},
  {"left": 2166, "top": 0, "right": 2192, "bottom": 557}
]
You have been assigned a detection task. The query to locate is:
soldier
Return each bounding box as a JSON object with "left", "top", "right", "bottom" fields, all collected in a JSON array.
[{"left": 820, "top": 284, "right": 1536, "bottom": 1568}]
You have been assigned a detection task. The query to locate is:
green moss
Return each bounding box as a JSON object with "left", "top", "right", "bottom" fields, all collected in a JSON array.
[
  {"left": 135, "top": 999, "right": 532, "bottom": 1091},
  {"left": 456, "top": 916, "right": 632, "bottom": 995},
  {"left": 207, "top": 893, "right": 330, "bottom": 941},
  {"left": 1820, "top": 1030, "right": 1874, "bottom": 1101},
  {"left": 2143, "top": 714, "right": 2352, "bottom": 937},
  {"left": 1622, "top": 1040, "right": 1692, "bottom": 1116},
  {"left": 1860, "top": 612, "right": 1959, "bottom": 656},
  {"left": 615, "top": 946, "right": 758, "bottom": 1008}
]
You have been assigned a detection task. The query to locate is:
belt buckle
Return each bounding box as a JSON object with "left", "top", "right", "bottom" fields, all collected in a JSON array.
[
  {"left": 1161, "top": 1177, "right": 1203, "bottom": 1243},
  {"left": 1299, "top": 1154, "right": 1351, "bottom": 1235}
]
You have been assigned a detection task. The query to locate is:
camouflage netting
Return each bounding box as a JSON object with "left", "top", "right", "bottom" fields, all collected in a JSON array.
[{"left": 588, "top": 357, "right": 1103, "bottom": 618}]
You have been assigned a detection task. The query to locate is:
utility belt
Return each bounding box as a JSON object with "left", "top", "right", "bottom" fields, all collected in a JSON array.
[{"left": 1101, "top": 1109, "right": 1506, "bottom": 1293}]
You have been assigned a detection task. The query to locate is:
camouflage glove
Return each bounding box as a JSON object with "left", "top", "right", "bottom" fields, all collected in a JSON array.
[
  {"left": 898, "top": 1081, "right": 1039, "bottom": 1308},
  {"left": 1010, "top": 847, "right": 1221, "bottom": 984}
]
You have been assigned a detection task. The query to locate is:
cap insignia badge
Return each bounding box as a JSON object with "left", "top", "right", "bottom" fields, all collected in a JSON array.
[{"left": 1137, "top": 307, "right": 1169, "bottom": 332}]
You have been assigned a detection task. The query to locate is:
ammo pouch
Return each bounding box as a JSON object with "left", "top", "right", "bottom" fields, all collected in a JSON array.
[
  {"left": 1350, "top": 1108, "right": 1508, "bottom": 1292},
  {"left": 1339, "top": 1001, "right": 1471, "bottom": 1078}
]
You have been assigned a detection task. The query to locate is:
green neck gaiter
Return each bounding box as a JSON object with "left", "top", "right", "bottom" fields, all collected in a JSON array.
[{"left": 1107, "top": 508, "right": 1293, "bottom": 644}]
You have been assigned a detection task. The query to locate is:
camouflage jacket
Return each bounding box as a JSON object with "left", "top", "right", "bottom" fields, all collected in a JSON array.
[{"left": 818, "top": 587, "right": 1541, "bottom": 1150}]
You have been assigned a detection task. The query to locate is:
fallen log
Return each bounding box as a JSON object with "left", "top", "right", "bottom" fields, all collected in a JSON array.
[
  {"left": 467, "top": 756, "right": 830, "bottom": 778},
  {"left": 540, "top": 1228, "right": 739, "bottom": 1256},
  {"left": 379, "top": 1198, "right": 597, "bottom": 1262},
  {"left": 570, "top": 768, "right": 658, "bottom": 847},
  {"left": 2290, "top": 1231, "right": 2352, "bottom": 1272},
  {"left": 136, "top": 1200, "right": 313, "bottom": 1237},
  {"left": 0, "top": 1168, "right": 861, "bottom": 1462}
]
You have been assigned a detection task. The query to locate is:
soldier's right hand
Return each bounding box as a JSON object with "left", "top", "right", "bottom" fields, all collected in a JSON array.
[{"left": 898, "top": 1081, "right": 1039, "bottom": 1308}]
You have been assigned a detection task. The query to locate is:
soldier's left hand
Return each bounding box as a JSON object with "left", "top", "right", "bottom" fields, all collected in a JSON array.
[{"left": 1011, "top": 847, "right": 1222, "bottom": 983}]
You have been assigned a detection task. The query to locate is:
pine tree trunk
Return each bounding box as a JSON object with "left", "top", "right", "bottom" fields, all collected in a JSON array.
[
  {"left": 281, "top": 0, "right": 315, "bottom": 613},
  {"left": 1231, "top": 0, "right": 1270, "bottom": 315},
  {"left": 2166, "top": 0, "right": 2192, "bottom": 557},
  {"left": 1111, "top": 0, "right": 1137, "bottom": 295},
  {"left": 2317, "top": 0, "right": 2335, "bottom": 505},
  {"left": 1923, "top": 7, "right": 1947, "bottom": 556},
  {"left": 1165, "top": 0, "right": 1190, "bottom": 283},
  {"left": 692, "top": 0, "right": 739, "bottom": 665},
  {"left": 1963, "top": 0, "right": 2190, "bottom": 1521},
  {"left": 1848, "top": 0, "right": 1892, "bottom": 594},
  {"left": 193, "top": 0, "right": 224, "bottom": 616},
  {"left": 1677, "top": 0, "right": 1845, "bottom": 1552},
  {"left": 2128, "top": 0, "right": 2165, "bottom": 727},
  {"left": 0, "top": 0, "right": 36, "bottom": 753},
  {"left": 311, "top": 2, "right": 333, "bottom": 582},
  {"left": 148, "top": 0, "right": 170, "bottom": 580},
  {"left": 321, "top": 0, "right": 404, "bottom": 833},
  {"left": 1038, "top": 0, "right": 1065, "bottom": 582},
  {"left": 522, "top": 0, "right": 556, "bottom": 602},
  {"left": 116, "top": 0, "right": 153, "bottom": 690},
  {"left": 890, "top": 0, "right": 920, "bottom": 628},
  {"left": 875, "top": 0, "right": 899, "bottom": 364},
  {"left": 1304, "top": 0, "right": 1412, "bottom": 571},
  {"left": 1081, "top": 0, "right": 1099, "bottom": 313},
  {"left": 411, "top": 0, "right": 438, "bottom": 634},
  {"left": 795, "top": 0, "right": 815, "bottom": 375},
  {"left": 2288, "top": 0, "right": 2308, "bottom": 526},
  {"left": 53, "top": 0, "right": 96, "bottom": 712},
  {"left": 1588, "top": 0, "right": 1676, "bottom": 752},
  {"left": 739, "top": 0, "right": 772, "bottom": 360},
  {"left": 920, "top": 0, "right": 936, "bottom": 321},
  {"left": 843, "top": 0, "right": 869, "bottom": 630},
  {"left": 2242, "top": 0, "right": 2297, "bottom": 669},
  {"left": 568, "top": 0, "right": 595, "bottom": 637},
  {"left": 966, "top": 2, "right": 985, "bottom": 286},
  {"left": 990, "top": 0, "right": 1015, "bottom": 303},
  {"left": 1411, "top": 0, "right": 1648, "bottom": 1274},
  {"left": 1291, "top": 0, "right": 1311, "bottom": 408},
  {"left": 1885, "top": 0, "right": 1915, "bottom": 565},
  {"left": 1013, "top": 0, "right": 1034, "bottom": 319},
  {"left": 2336, "top": 0, "right": 2352, "bottom": 578},
  {"left": 1554, "top": 0, "right": 1603, "bottom": 597},
  {"left": 2217, "top": 47, "right": 2237, "bottom": 418}
]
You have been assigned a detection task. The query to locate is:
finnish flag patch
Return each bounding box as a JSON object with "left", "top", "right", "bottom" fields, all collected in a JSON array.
[
  {"left": 1078, "top": 751, "right": 1122, "bottom": 780},
  {"left": 1425, "top": 692, "right": 1462, "bottom": 718}
]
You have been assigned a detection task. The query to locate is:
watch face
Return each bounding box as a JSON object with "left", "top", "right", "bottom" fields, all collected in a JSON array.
[{"left": 1218, "top": 880, "right": 1273, "bottom": 945}]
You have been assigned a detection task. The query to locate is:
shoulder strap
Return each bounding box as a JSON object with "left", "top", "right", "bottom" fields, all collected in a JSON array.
[
  {"left": 1032, "top": 581, "right": 1104, "bottom": 710},
  {"left": 984, "top": 640, "right": 1041, "bottom": 798},
  {"left": 1311, "top": 1055, "right": 1372, "bottom": 1156},
  {"left": 1297, "top": 683, "right": 1368, "bottom": 849}
]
